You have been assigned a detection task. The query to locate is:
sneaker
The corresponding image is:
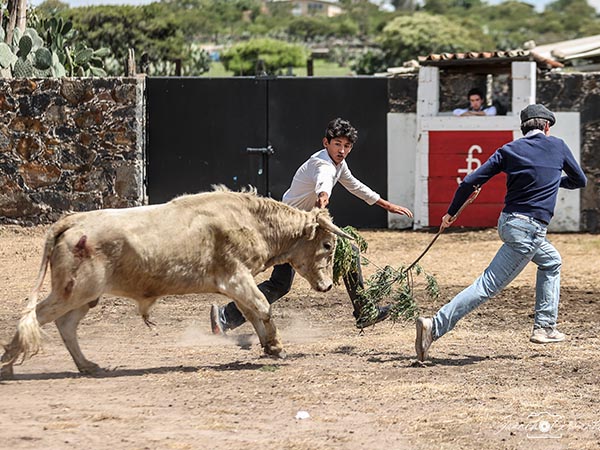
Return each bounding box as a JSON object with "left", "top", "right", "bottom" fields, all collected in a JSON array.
[
  {"left": 415, "top": 317, "right": 433, "bottom": 362},
  {"left": 210, "top": 304, "right": 226, "bottom": 335},
  {"left": 355, "top": 305, "right": 392, "bottom": 329},
  {"left": 530, "top": 327, "right": 565, "bottom": 344}
]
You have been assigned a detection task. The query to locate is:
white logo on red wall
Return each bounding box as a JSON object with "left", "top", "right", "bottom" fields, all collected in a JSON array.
[{"left": 457, "top": 145, "right": 483, "bottom": 184}]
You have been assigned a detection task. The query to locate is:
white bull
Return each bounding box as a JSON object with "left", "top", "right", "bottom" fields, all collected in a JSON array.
[{"left": 1, "top": 188, "right": 351, "bottom": 378}]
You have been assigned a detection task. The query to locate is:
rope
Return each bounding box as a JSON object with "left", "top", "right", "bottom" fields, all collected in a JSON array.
[{"left": 404, "top": 186, "right": 482, "bottom": 273}]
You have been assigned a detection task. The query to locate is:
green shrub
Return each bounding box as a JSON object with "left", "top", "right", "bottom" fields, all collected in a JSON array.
[
  {"left": 221, "top": 38, "right": 307, "bottom": 76},
  {"left": 351, "top": 48, "right": 388, "bottom": 75}
]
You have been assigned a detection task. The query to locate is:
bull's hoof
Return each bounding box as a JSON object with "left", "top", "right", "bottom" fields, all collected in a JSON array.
[
  {"left": 264, "top": 345, "right": 286, "bottom": 359},
  {"left": 0, "top": 364, "right": 15, "bottom": 380},
  {"left": 77, "top": 362, "right": 103, "bottom": 376}
]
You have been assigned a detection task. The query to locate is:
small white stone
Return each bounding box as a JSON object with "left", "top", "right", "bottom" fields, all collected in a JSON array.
[{"left": 295, "top": 410, "right": 310, "bottom": 420}]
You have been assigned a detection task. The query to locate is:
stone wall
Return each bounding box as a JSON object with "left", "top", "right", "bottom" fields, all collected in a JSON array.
[
  {"left": 0, "top": 77, "right": 145, "bottom": 225},
  {"left": 537, "top": 72, "right": 600, "bottom": 233},
  {"left": 388, "top": 71, "right": 600, "bottom": 233},
  {"left": 388, "top": 73, "right": 418, "bottom": 114}
]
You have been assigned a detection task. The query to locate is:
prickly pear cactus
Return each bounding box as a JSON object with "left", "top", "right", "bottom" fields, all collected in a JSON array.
[
  {"left": 24, "top": 28, "right": 44, "bottom": 51},
  {"left": 0, "top": 43, "right": 18, "bottom": 69},
  {"left": 18, "top": 35, "right": 33, "bottom": 59},
  {"left": 13, "top": 58, "right": 34, "bottom": 77},
  {"left": 2, "top": 23, "right": 106, "bottom": 78},
  {"left": 51, "top": 52, "right": 66, "bottom": 77},
  {"left": 33, "top": 66, "right": 52, "bottom": 77},
  {"left": 34, "top": 48, "right": 53, "bottom": 71}
]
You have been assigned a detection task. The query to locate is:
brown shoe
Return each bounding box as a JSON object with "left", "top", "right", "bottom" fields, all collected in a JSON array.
[{"left": 415, "top": 317, "right": 433, "bottom": 362}]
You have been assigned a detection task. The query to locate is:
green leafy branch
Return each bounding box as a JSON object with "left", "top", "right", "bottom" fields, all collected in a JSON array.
[
  {"left": 333, "top": 226, "right": 440, "bottom": 325},
  {"left": 333, "top": 225, "right": 368, "bottom": 285}
]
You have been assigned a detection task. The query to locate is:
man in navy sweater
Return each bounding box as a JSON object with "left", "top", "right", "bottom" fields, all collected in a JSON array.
[{"left": 415, "top": 104, "right": 587, "bottom": 363}]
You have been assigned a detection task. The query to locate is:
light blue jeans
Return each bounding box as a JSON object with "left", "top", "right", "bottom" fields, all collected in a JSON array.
[{"left": 432, "top": 212, "right": 561, "bottom": 340}]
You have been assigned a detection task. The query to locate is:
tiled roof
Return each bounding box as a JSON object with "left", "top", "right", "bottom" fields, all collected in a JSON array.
[{"left": 418, "top": 50, "right": 563, "bottom": 69}]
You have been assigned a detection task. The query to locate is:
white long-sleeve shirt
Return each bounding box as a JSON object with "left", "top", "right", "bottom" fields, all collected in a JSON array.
[
  {"left": 452, "top": 105, "right": 497, "bottom": 116},
  {"left": 282, "top": 149, "right": 381, "bottom": 211}
]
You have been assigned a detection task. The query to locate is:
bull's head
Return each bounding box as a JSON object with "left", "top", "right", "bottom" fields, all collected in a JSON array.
[{"left": 289, "top": 209, "right": 354, "bottom": 292}]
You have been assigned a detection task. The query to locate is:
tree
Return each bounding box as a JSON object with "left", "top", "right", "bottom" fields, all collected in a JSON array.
[
  {"left": 338, "top": 0, "right": 389, "bottom": 37},
  {"left": 5, "top": 0, "right": 28, "bottom": 44},
  {"left": 164, "top": 0, "right": 263, "bottom": 42},
  {"left": 287, "top": 16, "right": 336, "bottom": 42},
  {"left": 35, "top": 0, "right": 70, "bottom": 16},
  {"left": 474, "top": 0, "right": 599, "bottom": 48},
  {"left": 423, "top": 0, "right": 484, "bottom": 15},
  {"left": 546, "top": 0, "right": 596, "bottom": 15},
  {"left": 391, "top": 0, "right": 418, "bottom": 11},
  {"left": 60, "top": 4, "right": 188, "bottom": 75},
  {"left": 476, "top": 1, "right": 540, "bottom": 49},
  {"left": 379, "top": 12, "right": 495, "bottom": 65},
  {"left": 545, "top": 0, "right": 598, "bottom": 38}
]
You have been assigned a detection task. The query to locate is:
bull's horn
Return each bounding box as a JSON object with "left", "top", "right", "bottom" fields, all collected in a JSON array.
[{"left": 316, "top": 213, "right": 355, "bottom": 240}]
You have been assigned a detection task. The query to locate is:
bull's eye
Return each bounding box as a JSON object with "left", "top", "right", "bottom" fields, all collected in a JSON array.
[{"left": 324, "top": 242, "right": 333, "bottom": 251}]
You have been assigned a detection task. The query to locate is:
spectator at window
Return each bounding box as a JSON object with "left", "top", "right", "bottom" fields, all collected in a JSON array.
[{"left": 453, "top": 88, "right": 497, "bottom": 117}]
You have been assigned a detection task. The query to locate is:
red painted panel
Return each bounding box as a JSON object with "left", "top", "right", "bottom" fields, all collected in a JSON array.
[{"left": 428, "top": 131, "right": 513, "bottom": 227}]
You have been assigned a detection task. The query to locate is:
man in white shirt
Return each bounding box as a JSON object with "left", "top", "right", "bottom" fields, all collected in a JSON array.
[
  {"left": 210, "top": 118, "right": 413, "bottom": 334},
  {"left": 453, "top": 88, "right": 497, "bottom": 117}
]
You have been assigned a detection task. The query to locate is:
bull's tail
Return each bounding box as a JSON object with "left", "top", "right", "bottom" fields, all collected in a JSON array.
[{"left": 15, "top": 217, "right": 77, "bottom": 362}]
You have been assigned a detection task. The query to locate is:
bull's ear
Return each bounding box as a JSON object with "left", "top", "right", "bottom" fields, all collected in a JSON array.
[
  {"left": 315, "top": 210, "right": 354, "bottom": 240},
  {"left": 303, "top": 221, "right": 318, "bottom": 240}
]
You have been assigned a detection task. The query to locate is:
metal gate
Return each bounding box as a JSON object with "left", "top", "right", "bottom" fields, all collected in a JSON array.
[{"left": 146, "top": 77, "right": 388, "bottom": 228}]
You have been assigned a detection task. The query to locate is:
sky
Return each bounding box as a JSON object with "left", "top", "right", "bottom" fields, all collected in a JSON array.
[{"left": 29, "top": 0, "right": 600, "bottom": 13}]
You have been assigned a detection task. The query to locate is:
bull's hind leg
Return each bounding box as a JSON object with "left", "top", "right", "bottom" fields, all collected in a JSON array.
[
  {"left": 1, "top": 291, "right": 71, "bottom": 379},
  {"left": 55, "top": 300, "right": 101, "bottom": 375},
  {"left": 3, "top": 290, "right": 101, "bottom": 378},
  {"left": 1, "top": 333, "right": 21, "bottom": 379}
]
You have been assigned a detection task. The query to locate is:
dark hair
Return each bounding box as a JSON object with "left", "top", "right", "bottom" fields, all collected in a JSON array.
[
  {"left": 467, "top": 88, "right": 484, "bottom": 99},
  {"left": 521, "top": 118, "right": 549, "bottom": 135},
  {"left": 325, "top": 118, "right": 358, "bottom": 144}
]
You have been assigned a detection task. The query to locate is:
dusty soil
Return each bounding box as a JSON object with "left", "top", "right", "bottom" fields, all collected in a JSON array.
[{"left": 0, "top": 225, "right": 599, "bottom": 449}]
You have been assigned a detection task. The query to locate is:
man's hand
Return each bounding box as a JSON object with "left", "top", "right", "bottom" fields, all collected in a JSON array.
[
  {"left": 316, "top": 191, "right": 329, "bottom": 209},
  {"left": 376, "top": 199, "right": 413, "bottom": 218},
  {"left": 440, "top": 213, "right": 456, "bottom": 230}
]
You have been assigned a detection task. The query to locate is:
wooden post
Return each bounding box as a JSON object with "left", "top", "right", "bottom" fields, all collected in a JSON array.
[{"left": 125, "top": 49, "right": 137, "bottom": 76}]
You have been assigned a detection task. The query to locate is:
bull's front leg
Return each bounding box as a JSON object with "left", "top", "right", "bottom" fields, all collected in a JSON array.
[
  {"left": 237, "top": 301, "right": 284, "bottom": 358},
  {"left": 222, "top": 274, "right": 285, "bottom": 358}
]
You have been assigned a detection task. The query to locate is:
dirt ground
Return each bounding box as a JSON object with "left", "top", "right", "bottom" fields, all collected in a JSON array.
[{"left": 0, "top": 225, "right": 599, "bottom": 450}]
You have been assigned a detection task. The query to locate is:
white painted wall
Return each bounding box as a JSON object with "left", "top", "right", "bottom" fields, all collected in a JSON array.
[
  {"left": 387, "top": 113, "right": 417, "bottom": 229},
  {"left": 548, "top": 112, "right": 581, "bottom": 232}
]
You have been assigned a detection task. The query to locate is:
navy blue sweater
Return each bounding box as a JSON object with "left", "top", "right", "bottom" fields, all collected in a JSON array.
[{"left": 448, "top": 132, "right": 587, "bottom": 224}]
